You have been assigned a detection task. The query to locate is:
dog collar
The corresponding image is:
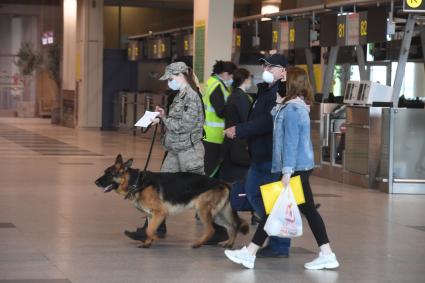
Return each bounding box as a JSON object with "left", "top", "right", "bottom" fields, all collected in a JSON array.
[{"left": 125, "top": 169, "right": 143, "bottom": 200}]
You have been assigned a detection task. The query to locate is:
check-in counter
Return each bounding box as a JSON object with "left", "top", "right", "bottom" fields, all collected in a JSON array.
[
  {"left": 379, "top": 108, "right": 425, "bottom": 194},
  {"left": 343, "top": 106, "right": 383, "bottom": 188},
  {"left": 311, "top": 103, "right": 345, "bottom": 182}
]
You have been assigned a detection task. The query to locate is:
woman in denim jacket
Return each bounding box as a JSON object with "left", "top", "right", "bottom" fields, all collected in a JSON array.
[
  {"left": 224, "top": 67, "right": 339, "bottom": 270},
  {"left": 271, "top": 67, "right": 339, "bottom": 270}
]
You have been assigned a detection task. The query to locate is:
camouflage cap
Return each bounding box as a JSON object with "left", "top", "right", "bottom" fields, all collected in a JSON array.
[{"left": 159, "top": 62, "right": 189, "bottom": 80}]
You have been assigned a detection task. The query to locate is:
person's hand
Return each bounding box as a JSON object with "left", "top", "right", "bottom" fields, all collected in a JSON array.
[
  {"left": 224, "top": 126, "right": 236, "bottom": 139},
  {"left": 155, "top": 106, "right": 166, "bottom": 118},
  {"left": 151, "top": 118, "right": 160, "bottom": 125},
  {"left": 281, "top": 173, "right": 291, "bottom": 188}
]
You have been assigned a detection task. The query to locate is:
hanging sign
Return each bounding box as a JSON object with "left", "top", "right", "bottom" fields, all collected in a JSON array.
[
  {"left": 403, "top": 0, "right": 425, "bottom": 12},
  {"left": 279, "top": 21, "right": 289, "bottom": 51}
]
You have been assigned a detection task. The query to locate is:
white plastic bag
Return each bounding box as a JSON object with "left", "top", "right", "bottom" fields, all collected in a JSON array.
[{"left": 264, "top": 185, "right": 303, "bottom": 238}]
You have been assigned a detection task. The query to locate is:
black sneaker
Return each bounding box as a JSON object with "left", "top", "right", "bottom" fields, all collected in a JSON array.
[
  {"left": 124, "top": 219, "right": 167, "bottom": 240},
  {"left": 156, "top": 221, "right": 167, "bottom": 238},
  {"left": 256, "top": 245, "right": 289, "bottom": 258},
  {"left": 204, "top": 224, "right": 229, "bottom": 245},
  {"left": 204, "top": 232, "right": 229, "bottom": 245},
  {"left": 124, "top": 227, "right": 147, "bottom": 241}
]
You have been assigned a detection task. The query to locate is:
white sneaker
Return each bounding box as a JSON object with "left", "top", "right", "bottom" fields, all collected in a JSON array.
[
  {"left": 224, "top": 246, "right": 256, "bottom": 269},
  {"left": 304, "top": 252, "right": 340, "bottom": 270}
]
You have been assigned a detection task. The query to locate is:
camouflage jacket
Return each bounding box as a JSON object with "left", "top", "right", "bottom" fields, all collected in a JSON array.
[{"left": 162, "top": 85, "right": 204, "bottom": 152}]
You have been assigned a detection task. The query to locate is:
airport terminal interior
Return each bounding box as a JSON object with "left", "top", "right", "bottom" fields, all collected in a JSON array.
[{"left": 0, "top": 0, "right": 425, "bottom": 282}]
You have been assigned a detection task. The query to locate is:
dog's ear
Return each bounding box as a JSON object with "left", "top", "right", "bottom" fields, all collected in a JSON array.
[
  {"left": 123, "top": 158, "right": 133, "bottom": 169},
  {"left": 115, "top": 154, "right": 123, "bottom": 165}
]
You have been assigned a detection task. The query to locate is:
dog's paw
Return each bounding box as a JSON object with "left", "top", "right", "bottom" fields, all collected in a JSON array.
[
  {"left": 137, "top": 242, "right": 152, "bottom": 249},
  {"left": 221, "top": 241, "right": 234, "bottom": 249},
  {"left": 191, "top": 242, "right": 202, "bottom": 249}
]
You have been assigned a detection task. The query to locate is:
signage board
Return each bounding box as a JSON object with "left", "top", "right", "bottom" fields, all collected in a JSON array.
[
  {"left": 337, "top": 15, "right": 347, "bottom": 46},
  {"left": 279, "top": 21, "right": 290, "bottom": 51},
  {"left": 259, "top": 20, "right": 273, "bottom": 51},
  {"left": 232, "top": 28, "right": 242, "bottom": 54},
  {"left": 288, "top": 21, "right": 295, "bottom": 50},
  {"left": 294, "top": 18, "right": 310, "bottom": 49},
  {"left": 403, "top": 0, "right": 425, "bottom": 12},
  {"left": 320, "top": 13, "right": 338, "bottom": 47},
  {"left": 272, "top": 22, "right": 280, "bottom": 51},
  {"left": 359, "top": 11, "right": 368, "bottom": 45},
  {"left": 346, "top": 13, "right": 359, "bottom": 46}
]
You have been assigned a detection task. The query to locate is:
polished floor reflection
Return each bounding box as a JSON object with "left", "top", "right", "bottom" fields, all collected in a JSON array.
[{"left": 0, "top": 118, "right": 424, "bottom": 283}]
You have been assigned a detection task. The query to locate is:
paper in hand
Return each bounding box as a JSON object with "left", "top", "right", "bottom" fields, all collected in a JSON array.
[{"left": 134, "top": 111, "right": 160, "bottom": 128}]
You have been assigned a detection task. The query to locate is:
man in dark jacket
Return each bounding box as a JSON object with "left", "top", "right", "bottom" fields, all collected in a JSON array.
[{"left": 225, "top": 54, "right": 291, "bottom": 258}]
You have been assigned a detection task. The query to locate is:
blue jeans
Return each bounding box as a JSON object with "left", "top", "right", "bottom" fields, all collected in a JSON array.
[{"left": 245, "top": 161, "right": 291, "bottom": 253}]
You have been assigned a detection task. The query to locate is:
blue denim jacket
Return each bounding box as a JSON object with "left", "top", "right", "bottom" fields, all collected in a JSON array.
[{"left": 271, "top": 98, "right": 315, "bottom": 174}]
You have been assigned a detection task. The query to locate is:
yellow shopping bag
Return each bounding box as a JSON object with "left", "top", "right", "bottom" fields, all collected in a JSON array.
[{"left": 260, "top": 176, "right": 305, "bottom": 215}]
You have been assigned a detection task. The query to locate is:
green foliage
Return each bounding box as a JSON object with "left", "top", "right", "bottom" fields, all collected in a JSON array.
[
  {"left": 14, "top": 42, "right": 43, "bottom": 76},
  {"left": 46, "top": 43, "right": 61, "bottom": 88}
]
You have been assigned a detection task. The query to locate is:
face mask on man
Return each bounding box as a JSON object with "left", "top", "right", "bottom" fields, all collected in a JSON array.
[
  {"left": 168, "top": 79, "right": 182, "bottom": 91},
  {"left": 226, "top": 79, "right": 234, "bottom": 86},
  {"left": 262, "top": 70, "right": 274, "bottom": 84}
]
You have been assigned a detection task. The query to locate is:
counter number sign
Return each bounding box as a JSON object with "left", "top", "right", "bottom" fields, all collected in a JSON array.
[
  {"left": 289, "top": 27, "right": 295, "bottom": 43},
  {"left": 338, "top": 23, "right": 345, "bottom": 39},
  {"left": 360, "top": 20, "right": 367, "bottom": 36},
  {"left": 236, "top": 35, "right": 241, "bottom": 47},
  {"left": 404, "top": 0, "right": 425, "bottom": 12}
]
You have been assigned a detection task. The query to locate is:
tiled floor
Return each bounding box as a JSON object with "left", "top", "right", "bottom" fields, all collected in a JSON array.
[{"left": 0, "top": 118, "right": 424, "bottom": 283}]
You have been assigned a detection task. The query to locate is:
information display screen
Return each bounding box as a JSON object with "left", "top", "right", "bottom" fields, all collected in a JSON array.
[
  {"left": 320, "top": 13, "right": 338, "bottom": 47},
  {"left": 294, "top": 18, "right": 310, "bottom": 49},
  {"left": 367, "top": 6, "right": 387, "bottom": 43},
  {"left": 259, "top": 21, "right": 273, "bottom": 51},
  {"left": 175, "top": 34, "right": 192, "bottom": 57},
  {"left": 241, "top": 24, "right": 256, "bottom": 53}
]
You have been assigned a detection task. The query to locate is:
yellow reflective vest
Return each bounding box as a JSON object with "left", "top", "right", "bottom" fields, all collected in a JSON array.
[{"left": 203, "top": 75, "right": 230, "bottom": 144}]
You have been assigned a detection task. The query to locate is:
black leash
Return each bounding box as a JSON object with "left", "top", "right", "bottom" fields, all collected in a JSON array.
[{"left": 125, "top": 123, "right": 159, "bottom": 200}]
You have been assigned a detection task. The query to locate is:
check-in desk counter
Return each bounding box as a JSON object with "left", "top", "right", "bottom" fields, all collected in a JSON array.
[
  {"left": 379, "top": 108, "right": 425, "bottom": 194},
  {"left": 311, "top": 103, "right": 345, "bottom": 182},
  {"left": 343, "top": 106, "right": 383, "bottom": 188}
]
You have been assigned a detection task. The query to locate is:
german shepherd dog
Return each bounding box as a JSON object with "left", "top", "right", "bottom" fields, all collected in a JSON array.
[{"left": 95, "top": 154, "right": 249, "bottom": 249}]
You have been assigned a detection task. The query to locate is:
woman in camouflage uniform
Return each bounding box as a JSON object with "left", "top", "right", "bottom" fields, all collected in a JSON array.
[
  {"left": 124, "top": 62, "right": 205, "bottom": 241},
  {"left": 154, "top": 62, "right": 205, "bottom": 174}
]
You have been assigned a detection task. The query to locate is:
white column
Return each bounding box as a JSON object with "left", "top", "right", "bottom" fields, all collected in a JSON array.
[
  {"left": 77, "top": 0, "right": 103, "bottom": 128},
  {"left": 193, "top": 0, "right": 235, "bottom": 84},
  {"left": 62, "top": 0, "right": 77, "bottom": 91}
]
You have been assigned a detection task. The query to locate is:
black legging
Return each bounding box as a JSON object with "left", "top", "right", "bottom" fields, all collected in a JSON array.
[{"left": 252, "top": 170, "right": 329, "bottom": 247}]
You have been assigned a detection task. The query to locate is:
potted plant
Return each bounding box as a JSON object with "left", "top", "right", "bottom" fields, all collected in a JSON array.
[
  {"left": 46, "top": 43, "right": 61, "bottom": 124},
  {"left": 14, "top": 42, "right": 43, "bottom": 117}
]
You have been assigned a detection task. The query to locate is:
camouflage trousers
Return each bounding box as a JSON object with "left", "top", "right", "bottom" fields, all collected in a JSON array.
[{"left": 161, "top": 142, "right": 205, "bottom": 174}]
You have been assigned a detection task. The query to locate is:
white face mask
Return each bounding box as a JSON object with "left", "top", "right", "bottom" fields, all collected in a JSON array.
[
  {"left": 262, "top": 70, "right": 274, "bottom": 84},
  {"left": 167, "top": 79, "right": 181, "bottom": 91}
]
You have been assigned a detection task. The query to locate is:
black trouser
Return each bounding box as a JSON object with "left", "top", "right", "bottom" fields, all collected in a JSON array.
[
  {"left": 203, "top": 141, "right": 222, "bottom": 177},
  {"left": 252, "top": 170, "right": 329, "bottom": 247}
]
